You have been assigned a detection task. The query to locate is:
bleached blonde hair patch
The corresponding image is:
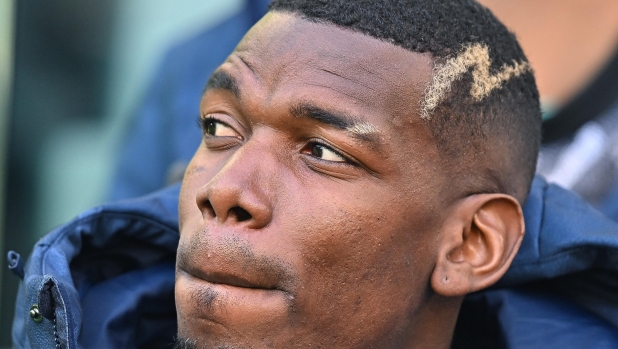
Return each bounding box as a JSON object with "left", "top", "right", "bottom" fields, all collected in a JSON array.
[
  {"left": 421, "top": 43, "right": 531, "bottom": 119},
  {"left": 346, "top": 122, "right": 378, "bottom": 136}
]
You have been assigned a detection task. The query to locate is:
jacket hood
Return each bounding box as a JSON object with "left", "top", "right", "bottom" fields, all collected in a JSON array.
[
  {"left": 11, "top": 176, "right": 618, "bottom": 348},
  {"left": 11, "top": 185, "right": 180, "bottom": 348}
]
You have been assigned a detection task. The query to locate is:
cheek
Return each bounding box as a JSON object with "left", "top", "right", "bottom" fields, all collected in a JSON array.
[
  {"left": 282, "top": 187, "right": 438, "bottom": 343},
  {"left": 295, "top": 206, "right": 431, "bottom": 291},
  {"left": 289, "top": 185, "right": 436, "bottom": 277}
]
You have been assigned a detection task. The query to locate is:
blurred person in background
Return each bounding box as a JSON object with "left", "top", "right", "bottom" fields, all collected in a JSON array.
[
  {"left": 109, "top": 0, "right": 270, "bottom": 200},
  {"left": 477, "top": 0, "right": 618, "bottom": 220}
]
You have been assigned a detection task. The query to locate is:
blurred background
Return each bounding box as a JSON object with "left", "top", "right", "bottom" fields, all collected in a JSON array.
[
  {"left": 0, "top": 0, "right": 243, "bottom": 345},
  {"left": 2, "top": 0, "right": 618, "bottom": 347}
]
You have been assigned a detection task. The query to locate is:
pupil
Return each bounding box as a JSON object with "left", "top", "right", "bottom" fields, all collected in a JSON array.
[
  {"left": 206, "top": 121, "right": 217, "bottom": 135},
  {"left": 311, "top": 144, "right": 323, "bottom": 157}
]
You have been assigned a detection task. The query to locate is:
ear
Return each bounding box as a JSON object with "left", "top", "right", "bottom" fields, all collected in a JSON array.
[{"left": 431, "top": 194, "right": 524, "bottom": 297}]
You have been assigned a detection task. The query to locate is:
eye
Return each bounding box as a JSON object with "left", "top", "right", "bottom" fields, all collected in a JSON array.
[
  {"left": 199, "top": 116, "right": 240, "bottom": 138},
  {"left": 308, "top": 143, "right": 347, "bottom": 163}
]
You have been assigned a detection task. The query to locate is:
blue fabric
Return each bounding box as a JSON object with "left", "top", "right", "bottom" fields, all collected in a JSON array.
[
  {"left": 601, "top": 178, "right": 618, "bottom": 222},
  {"left": 503, "top": 178, "right": 618, "bottom": 285},
  {"left": 12, "top": 185, "right": 180, "bottom": 348},
  {"left": 489, "top": 289, "right": 618, "bottom": 348},
  {"left": 109, "top": 0, "right": 270, "bottom": 201},
  {"left": 12, "top": 176, "right": 618, "bottom": 347},
  {"left": 454, "top": 289, "right": 618, "bottom": 348}
]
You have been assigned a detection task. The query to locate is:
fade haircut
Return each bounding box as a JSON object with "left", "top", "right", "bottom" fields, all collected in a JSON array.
[{"left": 268, "top": 0, "right": 542, "bottom": 202}]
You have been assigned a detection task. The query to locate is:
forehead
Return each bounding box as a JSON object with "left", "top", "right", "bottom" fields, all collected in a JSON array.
[{"left": 220, "top": 12, "right": 435, "bottom": 132}]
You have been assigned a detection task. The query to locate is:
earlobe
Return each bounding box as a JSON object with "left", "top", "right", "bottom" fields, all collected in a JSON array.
[{"left": 431, "top": 194, "right": 524, "bottom": 297}]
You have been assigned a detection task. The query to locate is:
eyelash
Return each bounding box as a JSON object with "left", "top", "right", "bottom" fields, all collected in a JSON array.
[
  {"left": 196, "top": 115, "right": 216, "bottom": 132},
  {"left": 306, "top": 139, "right": 356, "bottom": 166}
]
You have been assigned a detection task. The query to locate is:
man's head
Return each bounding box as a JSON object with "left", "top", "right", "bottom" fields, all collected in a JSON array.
[{"left": 175, "top": 0, "right": 541, "bottom": 348}]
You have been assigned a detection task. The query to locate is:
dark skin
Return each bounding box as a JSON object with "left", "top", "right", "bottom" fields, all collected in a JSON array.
[{"left": 176, "top": 12, "right": 525, "bottom": 349}]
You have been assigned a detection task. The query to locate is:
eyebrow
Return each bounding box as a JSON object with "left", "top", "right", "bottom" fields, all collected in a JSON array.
[
  {"left": 203, "top": 72, "right": 382, "bottom": 148},
  {"left": 290, "top": 103, "right": 382, "bottom": 147},
  {"left": 204, "top": 70, "right": 240, "bottom": 99}
]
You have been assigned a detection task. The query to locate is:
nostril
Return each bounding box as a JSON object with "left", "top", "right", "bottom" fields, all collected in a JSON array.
[
  {"left": 204, "top": 200, "right": 216, "bottom": 218},
  {"left": 230, "top": 206, "right": 252, "bottom": 222}
]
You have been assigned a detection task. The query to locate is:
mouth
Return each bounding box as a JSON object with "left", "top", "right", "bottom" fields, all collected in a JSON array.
[
  {"left": 175, "top": 230, "right": 296, "bottom": 295},
  {"left": 175, "top": 228, "right": 298, "bottom": 328},
  {"left": 176, "top": 265, "right": 295, "bottom": 328},
  {"left": 188, "top": 268, "right": 279, "bottom": 291}
]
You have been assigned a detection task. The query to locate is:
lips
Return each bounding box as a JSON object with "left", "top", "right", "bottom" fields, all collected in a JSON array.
[
  {"left": 176, "top": 228, "right": 295, "bottom": 295},
  {"left": 176, "top": 253, "right": 297, "bottom": 344},
  {"left": 175, "top": 230, "right": 298, "bottom": 329},
  {"left": 177, "top": 252, "right": 283, "bottom": 293},
  {"left": 188, "top": 268, "right": 277, "bottom": 291}
]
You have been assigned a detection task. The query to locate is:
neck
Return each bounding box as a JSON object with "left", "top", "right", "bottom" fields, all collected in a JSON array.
[{"left": 383, "top": 293, "right": 463, "bottom": 349}]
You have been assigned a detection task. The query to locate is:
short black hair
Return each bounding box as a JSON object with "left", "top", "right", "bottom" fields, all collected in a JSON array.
[{"left": 268, "top": 0, "right": 541, "bottom": 202}]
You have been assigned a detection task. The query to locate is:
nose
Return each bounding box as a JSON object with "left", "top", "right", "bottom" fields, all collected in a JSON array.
[{"left": 195, "top": 141, "right": 275, "bottom": 229}]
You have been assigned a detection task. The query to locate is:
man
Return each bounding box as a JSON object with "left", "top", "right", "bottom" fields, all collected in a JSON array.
[
  {"left": 176, "top": 0, "right": 539, "bottom": 346},
  {"left": 10, "top": 0, "right": 618, "bottom": 348}
]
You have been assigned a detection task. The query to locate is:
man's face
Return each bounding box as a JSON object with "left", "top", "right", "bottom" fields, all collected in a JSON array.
[{"left": 176, "top": 12, "right": 451, "bottom": 348}]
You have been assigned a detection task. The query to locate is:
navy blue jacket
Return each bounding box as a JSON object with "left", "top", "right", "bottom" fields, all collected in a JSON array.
[{"left": 10, "top": 176, "right": 618, "bottom": 348}]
